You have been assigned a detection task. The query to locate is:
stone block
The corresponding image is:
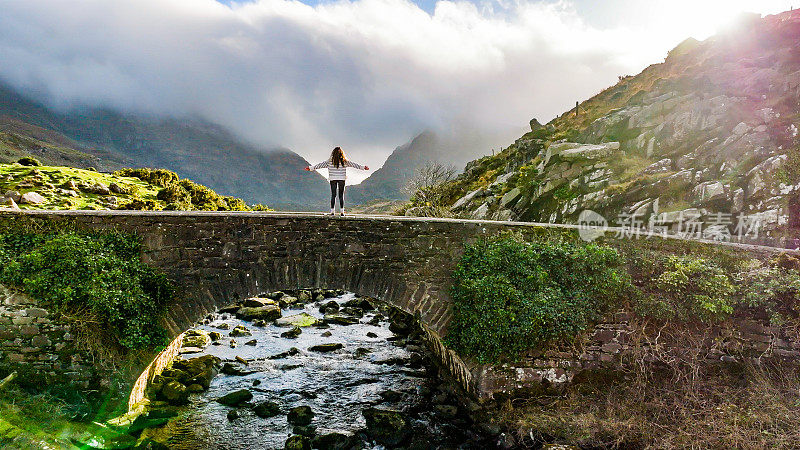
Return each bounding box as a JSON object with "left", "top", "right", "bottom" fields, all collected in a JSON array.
[
  {"left": 7, "top": 353, "right": 25, "bottom": 363},
  {"left": 601, "top": 342, "right": 623, "bottom": 353},
  {"left": 11, "top": 317, "right": 33, "bottom": 326},
  {"left": 19, "top": 324, "right": 40, "bottom": 336},
  {"left": 30, "top": 335, "right": 51, "bottom": 347},
  {"left": 25, "top": 308, "right": 49, "bottom": 318}
]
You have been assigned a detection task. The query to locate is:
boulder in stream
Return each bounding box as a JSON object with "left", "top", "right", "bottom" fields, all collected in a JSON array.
[
  {"left": 284, "top": 435, "right": 311, "bottom": 450},
  {"left": 281, "top": 326, "right": 302, "bottom": 339},
  {"left": 253, "top": 401, "right": 281, "bottom": 418},
  {"left": 216, "top": 389, "right": 253, "bottom": 406},
  {"left": 344, "top": 297, "right": 375, "bottom": 311},
  {"left": 323, "top": 314, "right": 358, "bottom": 326},
  {"left": 311, "top": 432, "right": 356, "bottom": 450},
  {"left": 236, "top": 303, "right": 282, "bottom": 321},
  {"left": 287, "top": 405, "right": 315, "bottom": 425},
  {"left": 319, "top": 301, "right": 339, "bottom": 314},
  {"left": 362, "top": 407, "right": 409, "bottom": 446},
  {"left": 308, "top": 343, "right": 343, "bottom": 353},
  {"left": 182, "top": 329, "right": 211, "bottom": 348},
  {"left": 221, "top": 363, "right": 252, "bottom": 376},
  {"left": 275, "top": 312, "right": 320, "bottom": 328},
  {"left": 339, "top": 307, "right": 364, "bottom": 318},
  {"left": 229, "top": 325, "right": 252, "bottom": 337},
  {"left": 170, "top": 355, "right": 221, "bottom": 389},
  {"left": 241, "top": 297, "right": 273, "bottom": 307},
  {"left": 161, "top": 381, "right": 189, "bottom": 405}
]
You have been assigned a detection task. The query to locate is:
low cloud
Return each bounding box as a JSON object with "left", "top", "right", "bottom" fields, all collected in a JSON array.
[{"left": 0, "top": 0, "right": 789, "bottom": 170}]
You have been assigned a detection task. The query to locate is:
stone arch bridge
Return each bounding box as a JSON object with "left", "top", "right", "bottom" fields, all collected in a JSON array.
[
  {"left": 3, "top": 210, "right": 788, "bottom": 339},
  {"left": 2, "top": 210, "right": 797, "bottom": 401}
]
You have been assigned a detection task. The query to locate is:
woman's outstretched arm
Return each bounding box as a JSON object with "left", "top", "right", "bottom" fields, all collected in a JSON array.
[
  {"left": 345, "top": 161, "right": 369, "bottom": 170},
  {"left": 306, "top": 161, "right": 329, "bottom": 171}
]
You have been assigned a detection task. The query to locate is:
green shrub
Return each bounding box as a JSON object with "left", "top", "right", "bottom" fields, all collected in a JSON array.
[
  {"left": 222, "top": 196, "right": 250, "bottom": 211},
  {"left": 636, "top": 255, "right": 736, "bottom": 322},
  {"left": 114, "top": 168, "right": 179, "bottom": 187},
  {"left": 16, "top": 157, "right": 41, "bottom": 167},
  {"left": 251, "top": 204, "right": 273, "bottom": 211},
  {"left": 739, "top": 267, "right": 800, "bottom": 325},
  {"left": 119, "top": 199, "right": 160, "bottom": 211},
  {"left": 177, "top": 179, "right": 223, "bottom": 210},
  {"left": 156, "top": 184, "right": 191, "bottom": 204},
  {"left": 445, "top": 234, "right": 630, "bottom": 362},
  {"left": 0, "top": 231, "right": 172, "bottom": 351}
]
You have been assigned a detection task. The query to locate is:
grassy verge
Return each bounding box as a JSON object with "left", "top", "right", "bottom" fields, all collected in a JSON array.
[{"left": 498, "top": 355, "right": 800, "bottom": 449}]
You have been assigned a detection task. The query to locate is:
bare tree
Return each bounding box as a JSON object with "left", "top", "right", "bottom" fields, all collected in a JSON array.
[{"left": 403, "top": 161, "right": 457, "bottom": 199}]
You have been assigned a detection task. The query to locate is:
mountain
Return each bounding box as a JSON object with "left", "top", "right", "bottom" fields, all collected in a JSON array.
[
  {"left": 348, "top": 129, "right": 511, "bottom": 207},
  {"left": 0, "top": 82, "right": 327, "bottom": 210},
  {"left": 0, "top": 115, "right": 130, "bottom": 170},
  {"left": 412, "top": 9, "right": 800, "bottom": 246},
  {"left": 347, "top": 131, "right": 443, "bottom": 205}
]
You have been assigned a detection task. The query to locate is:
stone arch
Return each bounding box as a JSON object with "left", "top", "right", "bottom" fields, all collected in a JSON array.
[{"left": 158, "top": 257, "right": 448, "bottom": 339}]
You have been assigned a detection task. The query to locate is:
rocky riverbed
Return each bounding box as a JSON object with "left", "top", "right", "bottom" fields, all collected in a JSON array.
[{"left": 136, "top": 290, "right": 496, "bottom": 449}]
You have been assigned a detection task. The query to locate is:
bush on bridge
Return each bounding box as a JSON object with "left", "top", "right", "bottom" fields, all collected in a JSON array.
[
  {"left": 445, "top": 233, "right": 631, "bottom": 363},
  {"left": 0, "top": 230, "right": 172, "bottom": 352}
]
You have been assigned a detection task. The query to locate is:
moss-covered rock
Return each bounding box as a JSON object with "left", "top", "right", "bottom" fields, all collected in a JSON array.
[
  {"left": 253, "top": 401, "right": 281, "bottom": 418},
  {"left": 281, "top": 326, "right": 302, "bottom": 339},
  {"left": 275, "top": 313, "right": 320, "bottom": 328},
  {"left": 284, "top": 435, "right": 311, "bottom": 450},
  {"left": 160, "top": 381, "right": 189, "bottom": 405},
  {"left": 236, "top": 305, "right": 282, "bottom": 321},
  {"left": 287, "top": 406, "right": 314, "bottom": 426},
  {"left": 215, "top": 389, "right": 253, "bottom": 407},
  {"left": 311, "top": 432, "right": 356, "bottom": 450},
  {"left": 362, "top": 407, "right": 409, "bottom": 445}
]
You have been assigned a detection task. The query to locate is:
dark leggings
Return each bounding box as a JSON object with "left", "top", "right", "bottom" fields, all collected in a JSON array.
[{"left": 330, "top": 180, "right": 345, "bottom": 209}]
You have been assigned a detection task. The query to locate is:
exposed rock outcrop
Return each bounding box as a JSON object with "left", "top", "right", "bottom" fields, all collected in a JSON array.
[{"left": 437, "top": 10, "right": 800, "bottom": 246}]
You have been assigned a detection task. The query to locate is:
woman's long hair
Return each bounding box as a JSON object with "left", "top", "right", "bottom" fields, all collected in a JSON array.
[{"left": 330, "top": 146, "right": 347, "bottom": 168}]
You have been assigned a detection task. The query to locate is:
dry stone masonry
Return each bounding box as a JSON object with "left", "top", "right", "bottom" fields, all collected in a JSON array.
[
  {"left": 0, "top": 285, "right": 100, "bottom": 387},
  {"left": 2, "top": 210, "right": 800, "bottom": 399}
]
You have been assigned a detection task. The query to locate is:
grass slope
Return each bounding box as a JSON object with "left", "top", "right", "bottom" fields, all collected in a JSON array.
[{"left": 0, "top": 162, "right": 268, "bottom": 211}]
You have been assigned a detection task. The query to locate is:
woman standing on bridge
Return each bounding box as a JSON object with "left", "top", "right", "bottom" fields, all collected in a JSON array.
[{"left": 305, "top": 147, "right": 369, "bottom": 216}]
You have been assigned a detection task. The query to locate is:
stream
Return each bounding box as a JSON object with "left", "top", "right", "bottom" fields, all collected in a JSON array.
[{"left": 141, "top": 291, "right": 495, "bottom": 449}]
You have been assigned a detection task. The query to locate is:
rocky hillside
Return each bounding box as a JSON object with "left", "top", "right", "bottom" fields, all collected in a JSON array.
[
  {"left": 425, "top": 10, "right": 800, "bottom": 247},
  {"left": 0, "top": 115, "right": 130, "bottom": 170},
  {"left": 0, "top": 83, "right": 326, "bottom": 210},
  {"left": 0, "top": 161, "right": 266, "bottom": 212}
]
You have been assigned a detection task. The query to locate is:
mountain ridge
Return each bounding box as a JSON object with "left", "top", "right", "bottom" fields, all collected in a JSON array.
[{"left": 0, "top": 82, "right": 328, "bottom": 210}]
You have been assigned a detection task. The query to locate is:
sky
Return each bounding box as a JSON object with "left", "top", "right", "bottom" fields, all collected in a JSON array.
[{"left": 0, "top": 0, "right": 796, "bottom": 183}]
